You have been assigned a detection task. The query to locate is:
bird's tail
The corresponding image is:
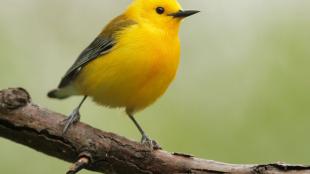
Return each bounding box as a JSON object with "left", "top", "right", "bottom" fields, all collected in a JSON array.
[{"left": 47, "top": 86, "right": 78, "bottom": 99}]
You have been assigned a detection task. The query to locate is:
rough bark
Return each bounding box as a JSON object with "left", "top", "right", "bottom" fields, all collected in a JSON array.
[{"left": 0, "top": 88, "right": 309, "bottom": 174}]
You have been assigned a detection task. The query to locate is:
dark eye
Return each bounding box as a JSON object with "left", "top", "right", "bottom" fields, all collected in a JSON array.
[{"left": 156, "top": 7, "right": 165, "bottom": 14}]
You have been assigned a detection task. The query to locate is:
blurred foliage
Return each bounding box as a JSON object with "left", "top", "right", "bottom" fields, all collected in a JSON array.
[{"left": 0, "top": 0, "right": 310, "bottom": 173}]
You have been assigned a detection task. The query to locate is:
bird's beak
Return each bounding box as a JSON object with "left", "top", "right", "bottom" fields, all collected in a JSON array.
[{"left": 168, "top": 10, "right": 200, "bottom": 18}]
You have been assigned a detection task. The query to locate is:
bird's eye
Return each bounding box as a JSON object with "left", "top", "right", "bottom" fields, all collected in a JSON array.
[{"left": 156, "top": 7, "right": 165, "bottom": 15}]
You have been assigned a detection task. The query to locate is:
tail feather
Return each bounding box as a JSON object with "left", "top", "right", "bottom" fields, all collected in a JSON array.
[
  {"left": 47, "top": 86, "right": 77, "bottom": 99},
  {"left": 47, "top": 89, "right": 67, "bottom": 99}
]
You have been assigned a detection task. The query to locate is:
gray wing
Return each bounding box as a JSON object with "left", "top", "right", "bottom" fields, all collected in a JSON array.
[{"left": 58, "top": 36, "right": 115, "bottom": 88}]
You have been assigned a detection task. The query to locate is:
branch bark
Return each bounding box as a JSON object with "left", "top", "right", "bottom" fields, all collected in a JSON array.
[{"left": 0, "top": 88, "right": 309, "bottom": 174}]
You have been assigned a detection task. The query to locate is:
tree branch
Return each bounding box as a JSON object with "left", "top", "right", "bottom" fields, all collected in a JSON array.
[{"left": 0, "top": 87, "right": 309, "bottom": 174}]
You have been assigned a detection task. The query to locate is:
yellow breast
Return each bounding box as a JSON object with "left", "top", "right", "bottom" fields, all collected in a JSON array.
[{"left": 74, "top": 22, "right": 180, "bottom": 112}]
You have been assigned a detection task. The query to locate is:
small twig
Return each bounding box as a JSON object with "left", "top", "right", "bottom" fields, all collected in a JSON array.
[{"left": 67, "top": 157, "right": 90, "bottom": 174}]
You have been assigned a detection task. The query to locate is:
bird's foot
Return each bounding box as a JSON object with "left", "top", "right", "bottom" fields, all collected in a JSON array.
[
  {"left": 141, "top": 134, "right": 162, "bottom": 150},
  {"left": 62, "top": 108, "right": 81, "bottom": 135}
]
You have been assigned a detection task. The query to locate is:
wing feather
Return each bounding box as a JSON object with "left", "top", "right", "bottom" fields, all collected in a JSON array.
[
  {"left": 58, "top": 37, "right": 114, "bottom": 88},
  {"left": 57, "top": 15, "right": 136, "bottom": 88}
]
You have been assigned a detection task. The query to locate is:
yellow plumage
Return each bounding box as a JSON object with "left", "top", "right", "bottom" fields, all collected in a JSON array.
[
  {"left": 75, "top": 15, "right": 181, "bottom": 112},
  {"left": 48, "top": 0, "right": 199, "bottom": 146}
]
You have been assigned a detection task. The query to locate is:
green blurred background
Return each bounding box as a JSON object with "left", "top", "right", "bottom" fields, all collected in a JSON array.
[{"left": 1, "top": 0, "right": 310, "bottom": 173}]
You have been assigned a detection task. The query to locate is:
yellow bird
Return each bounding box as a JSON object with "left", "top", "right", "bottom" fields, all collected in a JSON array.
[{"left": 48, "top": 0, "right": 199, "bottom": 148}]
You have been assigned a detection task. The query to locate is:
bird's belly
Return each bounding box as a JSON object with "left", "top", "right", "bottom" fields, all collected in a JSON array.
[{"left": 74, "top": 43, "right": 180, "bottom": 112}]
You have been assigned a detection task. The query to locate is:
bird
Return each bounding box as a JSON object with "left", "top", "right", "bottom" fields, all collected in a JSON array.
[{"left": 48, "top": 0, "right": 199, "bottom": 149}]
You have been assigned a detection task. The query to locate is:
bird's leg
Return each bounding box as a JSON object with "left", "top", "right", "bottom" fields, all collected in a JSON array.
[
  {"left": 62, "top": 96, "right": 87, "bottom": 134},
  {"left": 127, "top": 112, "right": 161, "bottom": 150}
]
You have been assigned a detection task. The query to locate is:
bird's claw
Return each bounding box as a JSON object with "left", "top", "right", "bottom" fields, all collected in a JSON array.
[
  {"left": 62, "top": 108, "right": 81, "bottom": 135},
  {"left": 141, "top": 134, "right": 162, "bottom": 150}
]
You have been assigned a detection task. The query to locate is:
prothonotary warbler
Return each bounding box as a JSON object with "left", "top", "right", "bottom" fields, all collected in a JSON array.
[{"left": 48, "top": 0, "right": 199, "bottom": 149}]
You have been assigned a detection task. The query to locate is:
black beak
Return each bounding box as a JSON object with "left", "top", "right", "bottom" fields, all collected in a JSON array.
[{"left": 168, "top": 10, "right": 200, "bottom": 18}]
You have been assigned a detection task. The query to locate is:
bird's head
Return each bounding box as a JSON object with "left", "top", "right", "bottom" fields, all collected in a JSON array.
[{"left": 126, "top": 0, "right": 199, "bottom": 33}]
